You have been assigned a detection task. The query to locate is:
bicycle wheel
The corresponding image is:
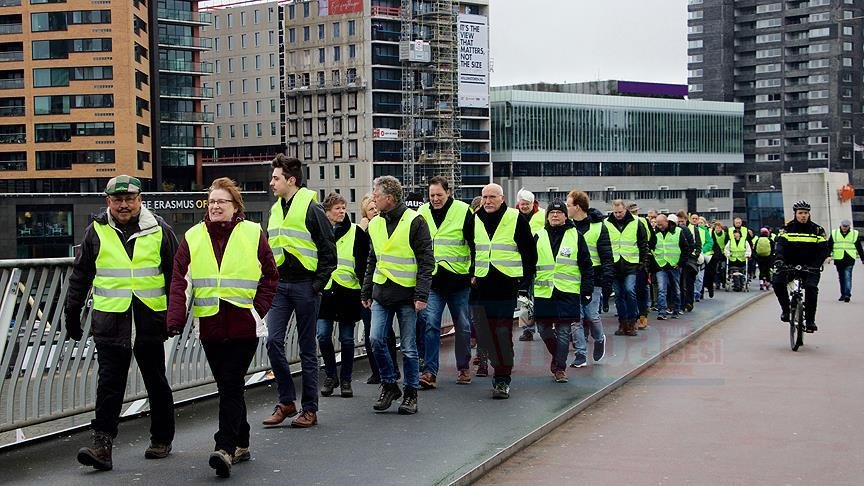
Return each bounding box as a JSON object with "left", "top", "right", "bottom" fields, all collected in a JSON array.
[{"left": 790, "top": 294, "right": 804, "bottom": 351}]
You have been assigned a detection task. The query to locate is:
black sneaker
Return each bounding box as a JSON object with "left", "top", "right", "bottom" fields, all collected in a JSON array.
[
  {"left": 340, "top": 380, "right": 353, "bottom": 398},
  {"left": 780, "top": 311, "right": 790, "bottom": 323},
  {"left": 320, "top": 376, "right": 339, "bottom": 397},
  {"left": 397, "top": 388, "right": 418, "bottom": 414},
  {"left": 491, "top": 383, "right": 510, "bottom": 399},
  {"left": 570, "top": 354, "right": 587, "bottom": 368},
  {"left": 518, "top": 330, "right": 533, "bottom": 341},
  {"left": 805, "top": 323, "right": 817, "bottom": 333},
  {"left": 373, "top": 383, "right": 402, "bottom": 411},
  {"left": 593, "top": 336, "right": 606, "bottom": 363},
  {"left": 366, "top": 374, "right": 381, "bottom": 385},
  {"left": 839, "top": 296, "right": 845, "bottom": 302}
]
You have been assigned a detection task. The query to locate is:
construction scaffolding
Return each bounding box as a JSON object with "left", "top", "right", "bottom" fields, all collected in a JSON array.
[{"left": 400, "top": 0, "right": 462, "bottom": 197}]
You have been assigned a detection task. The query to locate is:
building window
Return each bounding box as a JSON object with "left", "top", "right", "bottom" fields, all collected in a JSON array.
[{"left": 348, "top": 20, "right": 356, "bottom": 35}]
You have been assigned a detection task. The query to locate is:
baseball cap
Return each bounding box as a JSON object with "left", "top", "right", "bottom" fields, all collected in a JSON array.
[
  {"left": 105, "top": 175, "right": 142, "bottom": 195},
  {"left": 547, "top": 200, "right": 567, "bottom": 213}
]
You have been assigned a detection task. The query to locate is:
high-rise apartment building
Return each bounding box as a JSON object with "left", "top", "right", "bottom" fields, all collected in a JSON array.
[{"left": 688, "top": 0, "right": 864, "bottom": 228}]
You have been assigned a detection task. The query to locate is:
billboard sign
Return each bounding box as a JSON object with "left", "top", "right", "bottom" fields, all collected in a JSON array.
[
  {"left": 319, "top": 0, "right": 363, "bottom": 16},
  {"left": 457, "top": 14, "right": 489, "bottom": 108},
  {"left": 373, "top": 127, "right": 400, "bottom": 139}
]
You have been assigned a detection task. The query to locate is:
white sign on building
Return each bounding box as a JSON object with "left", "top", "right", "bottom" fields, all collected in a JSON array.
[{"left": 457, "top": 13, "right": 489, "bottom": 108}]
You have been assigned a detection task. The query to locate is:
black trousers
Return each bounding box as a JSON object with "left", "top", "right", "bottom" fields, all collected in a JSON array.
[
  {"left": 202, "top": 338, "right": 258, "bottom": 454},
  {"left": 473, "top": 297, "right": 516, "bottom": 383},
  {"left": 704, "top": 254, "right": 720, "bottom": 292},
  {"left": 773, "top": 270, "right": 821, "bottom": 324},
  {"left": 92, "top": 340, "right": 175, "bottom": 442},
  {"left": 681, "top": 264, "right": 698, "bottom": 308}
]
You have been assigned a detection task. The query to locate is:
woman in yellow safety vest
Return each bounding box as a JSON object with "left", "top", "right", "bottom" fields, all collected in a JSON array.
[{"left": 166, "top": 177, "right": 279, "bottom": 478}]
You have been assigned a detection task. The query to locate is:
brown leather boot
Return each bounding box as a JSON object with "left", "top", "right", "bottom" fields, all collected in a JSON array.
[
  {"left": 637, "top": 316, "right": 649, "bottom": 330},
  {"left": 290, "top": 409, "right": 318, "bottom": 428},
  {"left": 262, "top": 402, "right": 297, "bottom": 426},
  {"left": 77, "top": 431, "right": 113, "bottom": 471},
  {"left": 625, "top": 319, "right": 639, "bottom": 336},
  {"left": 614, "top": 319, "right": 627, "bottom": 336}
]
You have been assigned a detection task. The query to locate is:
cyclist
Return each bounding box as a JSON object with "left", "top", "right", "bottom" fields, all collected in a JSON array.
[{"left": 772, "top": 200, "right": 829, "bottom": 332}]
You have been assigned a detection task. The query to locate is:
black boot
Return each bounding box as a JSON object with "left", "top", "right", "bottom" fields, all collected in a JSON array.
[
  {"left": 77, "top": 432, "right": 113, "bottom": 471},
  {"left": 397, "top": 387, "right": 418, "bottom": 414},
  {"left": 373, "top": 382, "right": 402, "bottom": 411}
]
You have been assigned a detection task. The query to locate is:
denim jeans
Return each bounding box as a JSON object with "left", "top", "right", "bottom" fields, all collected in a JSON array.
[
  {"left": 370, "top": 301, "right": 420, "bottom": 390},
  {"left": 266, "top": 281, "right": 321, "bottom": 412},
  {"left": 635, "top": 268, "right": 649, "bottom": 317},
  {"left": 613, "top": 273, "right": 638, "bottom": 320},
  {"left": 316, "top": 319, "right": 356, "bottom": 381},
  {"left": 423, "top": 286, "right": 471, "bottom": 376},
  {"left": 362, "top": 307, "right": 398, "bottom": 378},
  {"left": 575, "top": 286, "right": 604, "bottom": 357},
  {"left": 837, "top": 264, "right": 854, "bottom": 299},
  {"left": 656, "top": 266, "right": 682, "bottom": 316},
  {"left": 694, "top": 266, "right": 705, "bottom": 300}
]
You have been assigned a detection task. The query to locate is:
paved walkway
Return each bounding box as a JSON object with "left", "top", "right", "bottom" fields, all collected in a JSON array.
[
  {"left": 477, "top": 271, "right": 864, "bottom": 485},
  {"left": 0, "top": 286, "right": 764, "bottom": 485}
]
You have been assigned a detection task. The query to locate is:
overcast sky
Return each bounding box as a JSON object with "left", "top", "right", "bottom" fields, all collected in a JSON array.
[{"left": 488, "top": 0, "right": 688, "bottom": 87}]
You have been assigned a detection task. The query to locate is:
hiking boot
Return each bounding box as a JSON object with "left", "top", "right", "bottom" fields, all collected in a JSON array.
[
  {"left": 77, "top": 431, "right": 113, "bottom": 471},
  {"left": 553, "top": 370, "right": 568, "bottom": 383},
  {"left": 570, "top": 354, "right": 587, "bottom": 368},
  {"left": 419, "top": 372, "right": 437, "bottom": 389},
  {"left": 624, "top": 319, "right": 639, "bottom": 336},
  {"left": 614, "top": 320, "right": 627, "bottom": 336},
  {"left": 491, "top": 382, "right": 510, "bottom": 399},
  {"left": 780, "top": 311, "right": 790, "bottom": 323},
  {"left": 518, "top": 330, "right": 534, "bottom": 341},
  {"left": 805, "top": 322, "right": 818, "bottom": 333},
  {"left": 593, "top": 337, "right": 606, "bottom": 362},
  {"left": 475, "top": 360, "right": 489, "bottom": 377},
  {"left": 290, "top": 410, "right": 318, "bottom": 428},
  {"left": 397, "top": 388, "right": 418, "bottom": 415},
  {"left": 340, "top": 380, "right": 353, "bottom": 398},
  {"left": 366, "top": 374, "right": 381, "bottom": 385},
  {"left": 144, "top": 440, "right": 172, "bottom": 459},
  {"left": 320, "top": 376, "right": 339, "bottom": 397},
  {"left": 708, "top": 287, "right": 714, "bottom": 298},
  {"left": 637, "top": 316, "right": 649, "bottom": 330},
  {"left": 232, "top": 447, "right": 251, "bottom": 464},
  {"left": 209, "top": 449, "right": 232, "bottom": 478},
  {"left": 262, "top": 402, "right": 297, "bottom": 426},
  {"left": 456, "top": 370, "right": 471, "bottom": 384},
  {"left": 373, "top": 383, "right": 402, "bottom": 411},
  {"left": 684, "top": 303, "right": 694, "bottom": 313}
]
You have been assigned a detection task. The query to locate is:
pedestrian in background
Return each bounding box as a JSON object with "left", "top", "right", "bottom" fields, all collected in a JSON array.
[
  {"left": 753, "top": 227, "right": 775, "bottom": 291},
  {"left": 167, "top": 177, "right": 278, "bottom": 478},
  {"left": 828, "top": 219, "right": 863, "bottom": 302}
]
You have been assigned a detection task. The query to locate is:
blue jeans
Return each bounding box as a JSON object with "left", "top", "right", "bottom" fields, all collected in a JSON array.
[
  {"left": 838, "top": 264, "right": 854, "bottom": 299},
  {"left": 423, "top": 287, "right": 471, "bottom": 375},
  {"left": 635, "top": 268, "right": 649, "bottom": 317},
  {"left": 370, "top": 301, "right": 420, "bottom": 390},
  {"left": 614, "top": 273, "right": 638, "bottom": 320},
  {"left": 266, "top": 281, "right": 321, "bottom": 412},
  {"left": 575, "top": 286, "right": 604, "bottom": 357},
  {"left": 694, "top": 266, "right": 705, "bottom": 300},
  {"left": 316, "top": 319, "right": 356, "bottom": 381},
  {"left": 656, "top": 267, "right": 682, "bottom": 317}
]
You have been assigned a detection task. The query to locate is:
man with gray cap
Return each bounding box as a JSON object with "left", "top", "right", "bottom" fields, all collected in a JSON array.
[
  {"left": 515, "top": 188, "right": 544, "bottom": 341},
  {"left": 64, "top": 175, "right": 178, "bottom": 471},
  {"left": 828, "top": 219, "right": 864, "bottom": 302}
]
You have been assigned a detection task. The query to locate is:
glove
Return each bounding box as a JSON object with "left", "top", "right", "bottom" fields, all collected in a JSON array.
[
  {"left": 167, "top": 325, "right": 184, "bottom": 337},
  {"left": 64, "top": 312, "right": 83, "bottom": 341}
]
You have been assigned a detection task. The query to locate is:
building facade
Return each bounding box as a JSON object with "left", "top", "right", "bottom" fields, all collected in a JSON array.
[
  {"left": 688, "top": 0, "right": 864, "bottom": 228},
  {"left": 491, "top": 84, "right": 744, "bottom": 221}
]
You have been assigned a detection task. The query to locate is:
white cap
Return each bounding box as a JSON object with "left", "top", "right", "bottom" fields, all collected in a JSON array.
[
  {"left": 516, "top": 188, "right": 535, "bottom": 204},
  {"left": 667, "top": 214, "right": 679, "bottom": 224}
]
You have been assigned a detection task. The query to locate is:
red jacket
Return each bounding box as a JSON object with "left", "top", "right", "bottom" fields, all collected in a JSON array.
[{"left": 167, "top": 214, "right": 279, "bottom": 342}]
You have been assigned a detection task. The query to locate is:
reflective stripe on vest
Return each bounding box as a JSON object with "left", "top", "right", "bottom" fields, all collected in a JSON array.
[
  {"left": 728, "top": 237, "right": 748, "bottom": 262},
  {"left": 832, "top": 228, "right": 859, "bottom": 260},
  {"left": 581, "top": 221, "right": 602, "bottom": 267},
  {"left": 186, "top": 220, "right": 263, "bottom": 317},
  {"left": 529, "top": 209, "right": 546, "bottom": 235},
  {"left": 534, "top": 228, "right": 582, "bottom": 298},
  {"left": 653, "top": 227, "right": 682, "bottom": 267},
  {"left": 267, "top": 187, "right": 318, "bottom": 270},
  {"left": 92, "top": 223, "right": 166, "bottom": 313},
  {"left": 418, "top": 200, "right": 471, "bottom": 275},
  {"left": 474, "top": 207, "right": 523, "bottom": 278},
  {"left": 326, "top": 223, "right": 360, "bottom": 290},
  {"left": 369, "top": 209, "right": 419, "bottom": 287},
  {"left": 604, "top": 218, "right": 640, "bottom": 263},
  {"left": 781, "top": 232, "right": 826, "bottom": 244}
]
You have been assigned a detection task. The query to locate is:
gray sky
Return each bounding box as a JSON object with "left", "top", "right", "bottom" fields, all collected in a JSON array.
[{"left": 489, "top": 0, "right": 688, "bottom": 87}]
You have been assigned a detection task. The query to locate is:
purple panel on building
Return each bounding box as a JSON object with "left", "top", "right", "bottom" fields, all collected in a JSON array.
[{"left": 617, "top": 80, "right": 688, "bottom": 98}]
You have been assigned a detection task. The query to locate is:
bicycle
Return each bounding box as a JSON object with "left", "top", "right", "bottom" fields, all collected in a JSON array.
[{"left": 782, "top": 265, "right": 820, "bottom": 352}]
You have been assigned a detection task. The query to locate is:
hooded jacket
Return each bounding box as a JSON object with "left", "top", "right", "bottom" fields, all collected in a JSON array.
[{"left": 572, "top": 208, "right": 614, "bottom": 291}]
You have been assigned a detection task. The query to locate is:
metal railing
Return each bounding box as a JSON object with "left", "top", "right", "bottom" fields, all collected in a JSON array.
[{"left": 157, "top": 8, "right": 212, "bottom": 25}]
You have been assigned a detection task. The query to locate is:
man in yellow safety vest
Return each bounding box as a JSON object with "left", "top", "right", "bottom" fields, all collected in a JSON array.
[
  {"left": 514, "top": 188, "right": 545, "bottom": 341},
  {"left": 828, "top": 219, "right": 864, "bottom": 302}
]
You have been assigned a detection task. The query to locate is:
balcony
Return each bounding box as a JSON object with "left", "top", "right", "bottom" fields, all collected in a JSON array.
[
  {"left": 0, "top": 50, "right": 21, "bottom": 62},
  {"left": 460, "top": 129, "right": 490, "bottom": 140},
  {"left": 157, "top": 8, "right": 212, "bottom": 26},
  {"left": 159, "top": 59, "right": 213, "bottom": 74},
  {"left": 372, "top": 52, "right": 400, "bottom": 66},
  {"left": 158, "top": 35, "right": 213, "bottom": 50},
  {"left": 0, "top": 24, "right": 21, "bottom": 35},
  {"left": 372, "top": 78, "right": 401, "bottom": 90},
  {"left": 0, "top": 77, "right": 21, "bottom": 89},
  {"left": 159, "top": 85, "right": 214, "bottom": 99},
  {"left": 285, "top": 76, "right": 365, "bottom": 95},
  {"left": 0, "top": 132, "right": 23, "bottom": 143},
  {"left": 160, "top": 111, "right": 214, "bottom": 123},
  {"left": 370, "top": 5, "right": 401, "bottom": 18},
  {"left": 160, "top": 136, "right": 214, "bottom": 148},
  {"left": 0, "top": 105, "right": 23, "bottom": 116},
  {"left": 0, "top": 0, "right": 21, "bottom": 7},
  {"left": 461, "top": 152, "right": 490, "bottom": 162}
]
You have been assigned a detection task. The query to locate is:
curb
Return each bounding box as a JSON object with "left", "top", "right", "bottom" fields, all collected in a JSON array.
[{"left": 447, "top": 290, "right": 772, "bottom": 486}]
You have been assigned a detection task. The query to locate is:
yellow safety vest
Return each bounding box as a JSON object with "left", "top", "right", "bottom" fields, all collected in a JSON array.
[
  {"left": 92, "top": 222, "right": 166, "bottom": 313},
  {"left": 326, "top": 223, "right": 360, "bottom": 290},
  {"left": 474, "top": 208, "right": 523, "bottom": 278},
  {"left": 534, "top": 228, "right": 582, "bottom": 298},
  {"left": 653, "top": 227, "right": 682, "bottom": 267},
  {"left": 605, "top": 218, "right": 640, "bottom": 264},
  {"left": 728, "top": 237, "right": 748, "bottom": 262},
  {"left": 581, "top": 221, "right": 603, "bottom": 267},
  {"left": 267, "top": 187, "right": 318, "bottom": 270},
  {"left": 418, "top": 200, "right": 471, "bottom": 275},
  {"left": 186, "top": 220, "right": 263, "bottom": 317},
  {"left": 832, "top": 228, "right": 859, "bottom": 260},
  {"left": 529, "top": 208, "right": 546, "bottom": 234},
  {"left": 369, "top": 209, "right": 419, "bottom": 288},
  {"left": 728, "top": 225, "right": 749, "bottom": 241}
]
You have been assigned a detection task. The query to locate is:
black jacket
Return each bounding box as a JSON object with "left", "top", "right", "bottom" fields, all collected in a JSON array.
[
  {"left": 649, "top": 223, "right": 692, "bottom": 272},
  {"left": 425, "top": 197, "right": 475, "bottom": 293},
  {"left": 65, "top": 207, "right": 179, "bottom": 347},
  {"left": 472, "top": 203, "right": 537, "bottom": 300},
  {"left": 775, "top": 219, "right": 829, "bottom": 268},
  {"left": 274, "top": 191, "right": 337, "bottom": 292},
  {"left": 572, "top": 208, "right": 613, "bottom": 291},
  {"left": 319, "top": 215, "right": 369, "bottom": 322},
  {"left": 362, "top": 202, "right": 434, "bottom": 306},
  {"left": 604, "top": 211, "right": 649, "bottom": 275},
  {"left": 537, "top": 219, "right": 595, "bottom": 298}
]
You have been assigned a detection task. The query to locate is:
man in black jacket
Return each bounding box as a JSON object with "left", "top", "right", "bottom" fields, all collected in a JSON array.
[
  {"left": 604, "top": 199, "right": 650, "bottom": 336},
  {"left": 827, "top": 219, "right": 864, "bottom": 302},
  {"left": 649, "top": 214, "right": 692, "bottom": 320},
  {"left": 362, "top": 176, "right": 434, "bottom": 414},
  {"left": 64, "top": 175, "right": 178, "bottom": 471}
]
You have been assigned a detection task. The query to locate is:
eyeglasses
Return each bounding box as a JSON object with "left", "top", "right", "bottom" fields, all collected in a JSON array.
[
  {"left": 109, "top": 195, "right": 138, "bottom": 204},
  {"left": 207, "top": 199, "right": 234, "bottom": 206}
]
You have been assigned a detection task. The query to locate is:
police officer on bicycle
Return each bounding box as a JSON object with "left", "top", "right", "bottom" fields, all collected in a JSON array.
[{"left": 772, "top": 200, "right": 829, "bottom": 332}]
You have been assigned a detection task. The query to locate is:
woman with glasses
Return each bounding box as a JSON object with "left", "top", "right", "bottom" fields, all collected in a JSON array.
[{"left": 166, "top": 177, "right": 279, "bottom": 478}]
